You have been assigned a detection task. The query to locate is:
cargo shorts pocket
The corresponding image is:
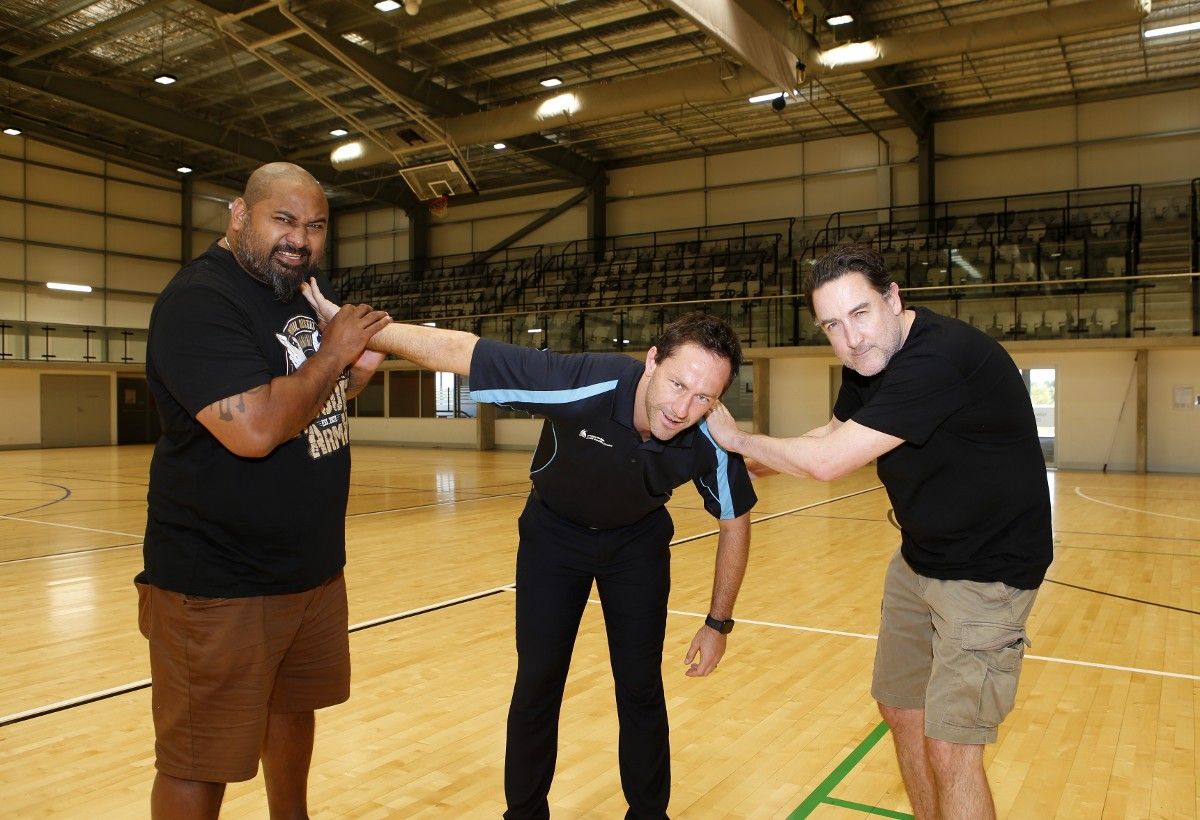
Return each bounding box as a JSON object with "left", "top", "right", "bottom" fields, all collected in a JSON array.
[{"left": 961, "top": 621, "right": 1030, "bottom": 727}]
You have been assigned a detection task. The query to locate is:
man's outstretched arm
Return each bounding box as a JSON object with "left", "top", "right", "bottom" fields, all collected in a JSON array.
[{"left": 303, "top": 278, "right": 478, "bottom": 376}]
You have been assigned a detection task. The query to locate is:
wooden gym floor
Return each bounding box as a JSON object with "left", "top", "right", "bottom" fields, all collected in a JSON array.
[{"left": 0, "top": 445, "right": 1196, "bottom": 818}]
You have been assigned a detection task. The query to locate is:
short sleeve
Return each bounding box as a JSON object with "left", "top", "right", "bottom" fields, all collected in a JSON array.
[
  {"left": 468, "top": 339, "right": 620, "bottom": 415},
  {"left": 851, "top": 350, "right": 970, "bottom": 445},
  {"left": 694, "top": 421, "right": 757, "bottom": 520},
  {"left": 150, "top": 284, "right": 272, "bottom": 416}
]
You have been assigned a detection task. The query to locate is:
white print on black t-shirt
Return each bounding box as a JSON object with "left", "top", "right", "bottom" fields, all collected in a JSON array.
[
  {"left": 578, "top": 428, "right": 613, "bottom": 447},
  {"left": 275, "top": 314, "right": 350, "bottom": 460}
]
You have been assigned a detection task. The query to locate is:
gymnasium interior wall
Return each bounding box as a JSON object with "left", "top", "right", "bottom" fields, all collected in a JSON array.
[{"left": 0, "top": 89, "right": 1197, "bottom": 467}]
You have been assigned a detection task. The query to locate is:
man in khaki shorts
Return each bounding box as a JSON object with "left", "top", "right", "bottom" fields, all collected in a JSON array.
[
  {"left": 139, "top": 162, "right": 390, "bottom": 818},
  {"left": 705, "top": 244, "right": 1052, "bottom": 819}
]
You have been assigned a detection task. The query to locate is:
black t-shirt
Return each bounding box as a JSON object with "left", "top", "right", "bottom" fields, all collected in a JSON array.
[
  {"left": 469, "top": 339, "right": 756, "bottom": 529},
  {"left": 833, "top": 307, "right": 1052, "bottom": 589},
  {"left": 143, "top": 242, "right": 351, "bottom": 596}
]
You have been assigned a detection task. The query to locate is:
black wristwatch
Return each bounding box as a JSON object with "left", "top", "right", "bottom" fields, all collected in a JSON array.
[{"left": 704, "top": 614, "right": 735, "bottom": 634}]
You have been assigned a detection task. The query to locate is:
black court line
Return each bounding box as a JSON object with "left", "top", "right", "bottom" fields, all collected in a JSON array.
[
  {"left": 1042, "top": 578, "right": 1200, "bottom": 615},
  {"left": 1056, "top": 528, "right": 1200, "bottom": 544},
  {"left": 887, "top": 508, "right": 1199, "bottom": 614},
  {"left": 0, "top": 541, "right": 143, "bottom": 566},
  {"left": 7, "top": 482, "right": 71, "bottom": 516},
  {"left": 1055, "top": 541, "right": 1200, "bottom": 559},
  {"left": 0, "top": 587, "right": 511, "bottom": 728}
]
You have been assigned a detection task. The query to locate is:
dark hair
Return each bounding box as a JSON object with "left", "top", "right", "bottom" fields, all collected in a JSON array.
[
  {"left": 653, "top": 311, "right": 742, "bottom": 389},
  {"left": 803, "top": 243, "right": 894, "bottom": 317}
]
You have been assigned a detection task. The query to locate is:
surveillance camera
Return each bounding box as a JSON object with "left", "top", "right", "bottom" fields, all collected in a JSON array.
[{"left": 771, "top": 96, "right": 786, "bottom": 112}]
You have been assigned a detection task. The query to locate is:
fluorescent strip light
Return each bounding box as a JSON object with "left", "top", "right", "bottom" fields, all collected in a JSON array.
[
  {"left": 527, "top": 327, "right": 542, "bottom": 333},
  {"left": 748, "top": 91, "right": 786, "bottom": 104},
  {"left": 827, "top": 14, "right": 854, "bottom": 26},
  {"left": 422, "top": 322, "right": 437, "bottom": 327},
  {"left": 817, "top": 40, "right": 882, "bottom": 69},
  {"left": 375, "top": 0, "right": 401, "bottom": 10},
  {"left": 329, "top": 128, "right": 349, "bottom": 137},
  {"left": 493, "top": 142, "right": 507, "bottom": 150},
  {"left": 154, "top": 72, "right": 177, "bottom": 85},
  {"left": 47, "top": 282, "right": 93, "bottom": 293},
  {"left": 539, "top": 76, "right": 563, "bottom": 88},
  {"left": 3, "top": 127, "right": 20, "bottom": 136},
  {"left": 1144, "top": 20, "right": 1200, "bottom": 38},
  {"left": 176, "top": 166, "right": 192, "bottom": 174}
]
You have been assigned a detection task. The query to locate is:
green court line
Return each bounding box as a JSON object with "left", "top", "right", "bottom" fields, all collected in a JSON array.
[
  {"left": 823, "top": 796, "right": 914, "bottom": 819},
  {"left": 787, "top": 720, "right": 909, "bottom": 819}
]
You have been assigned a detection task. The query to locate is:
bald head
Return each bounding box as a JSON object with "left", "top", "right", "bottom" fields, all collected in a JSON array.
[
  {"left": 242, "top": 162, "right": 323, "bottom": 210},
  {"left": 225, "top": 162, "right": 329, "bottom": 301}
]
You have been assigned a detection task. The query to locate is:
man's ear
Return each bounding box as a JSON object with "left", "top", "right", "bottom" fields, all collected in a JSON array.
[
  {"left": 644, "top": 346, "right": 659, "bottom": 375},
  {"left": 229, "top": 197, "right": 248, "bottom": 231}
]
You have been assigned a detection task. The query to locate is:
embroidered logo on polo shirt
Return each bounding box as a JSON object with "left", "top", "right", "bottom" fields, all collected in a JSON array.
[{"left": 578, "top": 428, "right": 613, "bottom": 447}]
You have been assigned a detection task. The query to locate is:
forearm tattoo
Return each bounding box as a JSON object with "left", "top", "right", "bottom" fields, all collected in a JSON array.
[{"left": 216, "top": 384, "right": 267, "bottom": 421}]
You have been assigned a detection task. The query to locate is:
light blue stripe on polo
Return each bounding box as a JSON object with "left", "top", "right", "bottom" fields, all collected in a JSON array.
[
  {"left": 698, "top": 419, "right": 735, "bottom": 519},
  {"left": 470, "top": 379, "right": 618, "bottom": 406}
]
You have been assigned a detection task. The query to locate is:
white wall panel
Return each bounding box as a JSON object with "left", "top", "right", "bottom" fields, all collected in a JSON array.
[
  {"left": 0, "top": 157, "right": 23, "bottom": 197},
  {"left": 192, "top": 197, "right": 231, "bottom": 233},
  {"left": 107, "top": 218, "right": 178, "bottom": 259},
  {"left": 25, "top": 289, "right": 104, "bottom": 325},
  {"left": 804, "top": 133, "right": 882, "bottom": 175},
  {"left": 26, "top": 205, "right": 104, "bottom": 249},
  {"left": 1147, "top": 349, "right": 1200, "bottom": 473},
  {"left": 707, "top": 143, "right": 804, "bottom": 187},
  {"left": 608, "top": 191, "right": 705, "bottom": 236},
  {"left": 1079, "top": 135, "right": 1200, "bottom": 188},
  {"left": 938, "top": 106, "right": 1075, "bottom": 155},
  {"left": 26, "top": 245, "right": 104, "bottom": 285},
  {"left": 0, "top": 281, "right": 24, "bottom": 319},
  {"left": 609, "top": 158, "right": 703, "bottom": 197},
  {"left": 26, "top": 166, "right": 103, "bottom": 210},
  {"left": 937, "top": 147, "right": 1077, "bottom": 201},
  {"left": 107, "top": 256, "right": 176, "bottom": 292},
  {"left": 107, "top": 179, "right": 180, "bottom": 222},
  {"left": 708, "top": 179, "right": 802, "bottom": 225},
  {"left": 338, "top": 236, "right": 365, "bottom": 267},
  {"left": 104, "top": 293, "right": 155, "bottom": 329},
  {"left": 107, "top": 164, "right": 173, "bottom": 186},
  {"left": 0, "top": 135, "right": 23, "bottom": 159},
  {"left": 0, "top": 240, "right": 24, "bottom": 279},
  {"left": 26, "top": 142, "right": 103, "bottom": 174},
  {"left": 0, "top": 200, "right": 23, "bottom": 238},
  {"left": 803, "top": 170, "right": 878, "bottom": 216}
]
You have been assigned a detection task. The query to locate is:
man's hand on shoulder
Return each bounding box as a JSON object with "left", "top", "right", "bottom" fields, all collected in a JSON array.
[{"left": 705, "top": 402, "right": 744, "bottom": 453}]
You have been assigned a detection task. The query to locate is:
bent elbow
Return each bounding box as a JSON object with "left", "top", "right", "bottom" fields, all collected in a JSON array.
[{"left": 807, "top": 459, "right": 849, "bottom": 482}]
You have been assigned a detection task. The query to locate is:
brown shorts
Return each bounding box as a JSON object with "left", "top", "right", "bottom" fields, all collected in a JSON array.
[
  {"left": 135, "top": 572, "right": 350, "bottom": 783},
  {"left": 870, "top": 550, "right": 1037, "bottom": 745}
]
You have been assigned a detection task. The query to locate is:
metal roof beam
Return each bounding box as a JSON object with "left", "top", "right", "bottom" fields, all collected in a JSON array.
[{"left": 0, "top": 62, "right": 418, "bottom": 209}]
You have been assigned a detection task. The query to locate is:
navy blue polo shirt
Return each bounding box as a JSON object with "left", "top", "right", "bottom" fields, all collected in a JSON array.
[{"left": 469, "top": 339, "right": 756, "bottom": 530}]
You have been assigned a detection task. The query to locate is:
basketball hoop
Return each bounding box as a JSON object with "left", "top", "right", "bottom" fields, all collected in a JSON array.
[{"left": 427, "top": 194, "right": 450, "bottom": 219}]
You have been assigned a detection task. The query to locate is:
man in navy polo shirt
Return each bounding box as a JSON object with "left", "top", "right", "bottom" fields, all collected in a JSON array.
[{"left": 304, "top": 281, "right": 754, "bottom": 819}]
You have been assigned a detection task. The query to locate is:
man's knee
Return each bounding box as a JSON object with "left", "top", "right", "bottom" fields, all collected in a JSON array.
[{"left": 924, "top": 736, "right": 985, "bottom": 773}]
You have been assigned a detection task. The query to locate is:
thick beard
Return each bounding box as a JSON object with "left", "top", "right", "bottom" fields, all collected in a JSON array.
[{"left": 232, "top": 230, "right": 314, "bottom": 303}]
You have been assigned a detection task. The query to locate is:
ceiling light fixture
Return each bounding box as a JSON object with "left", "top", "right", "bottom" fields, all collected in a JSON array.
[
  {"left": 47, "top": 282, "right": 93, "bottom": 293},
  {"left": 536, "top": 93, "right": 580, "bottom": 120},
  {"left": 539, "top": 76, "right": 563, "bottom": 88},
  {"left": 748, "top": 91, "right": 789, "bottom": 104},
  {"left": 422, "top": 321, "right": 437, "bottom": 327},
  {"left": 817, "top": 40, "right": 882, "bottom": 69},
  {"left": 329, "top": 127, "right": 349, "bottom": 137},
  {"left": 3, "top": 127, "right": 20, "bottom": 136},
  {"left": 493, "top": 142, "right": 506, "bottom": 150},
  {"left": 374, "top": 0, "right": 400, "bottom": 9},
  {"left": 827, "top": 14, "right": 854, "bottom": 26},
  {"left": 176, "top": 166, "right": 192, "bottom": 174},
  {"left": 154, "top": 72, "right": 176, "bottom": 85},
  {"left": 1144, "top": 20, "right": 1200, "bottom": 38}
]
